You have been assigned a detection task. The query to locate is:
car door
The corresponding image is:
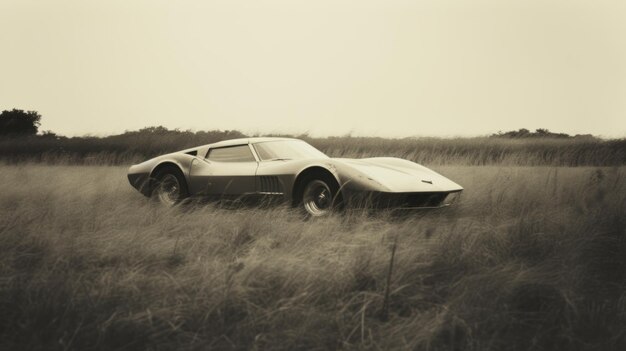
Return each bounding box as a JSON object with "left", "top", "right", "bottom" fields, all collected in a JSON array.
[{"left": 188, "top": 144, "right": 258, "bottom": 196}]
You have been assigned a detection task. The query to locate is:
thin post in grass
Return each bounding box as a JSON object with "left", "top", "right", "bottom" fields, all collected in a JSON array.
[{"left": 379, "top": 233, "right": 398, "bottom": 321}]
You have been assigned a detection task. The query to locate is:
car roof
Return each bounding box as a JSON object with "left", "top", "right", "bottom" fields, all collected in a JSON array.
[
  {"left": 208, "top": 137, "right": 298, "bottom": 148},
  {"left": 177, "top": 137, "right": 300, "bottom": 155}
]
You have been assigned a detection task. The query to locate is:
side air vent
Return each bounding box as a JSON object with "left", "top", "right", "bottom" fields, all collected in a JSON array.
[
  {"left": 258, "top": 176, "right": 283, "bottom": 194},
  {"left": 185, "top": 150, "right": 198, "bottom": 156}
]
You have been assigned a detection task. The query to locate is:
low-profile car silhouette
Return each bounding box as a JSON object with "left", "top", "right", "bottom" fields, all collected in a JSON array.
[{"left": 128, "top": 137, "right": 463, "bottom": 216}]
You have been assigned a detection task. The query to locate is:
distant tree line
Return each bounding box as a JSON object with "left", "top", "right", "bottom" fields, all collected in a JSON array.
[
  {"left": 0, "top": 108, "right": 624, "bottom": 166},
  {"left": 0, "top": 109, "right": 600, "bottom": 141},
  {"left": 490, "top": 128, "right": 595, "bottom": 139}
]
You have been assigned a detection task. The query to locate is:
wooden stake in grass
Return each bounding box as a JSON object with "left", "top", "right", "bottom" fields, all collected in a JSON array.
[{"left": 380, "top": 233, "right": 398, "bottom": 321}]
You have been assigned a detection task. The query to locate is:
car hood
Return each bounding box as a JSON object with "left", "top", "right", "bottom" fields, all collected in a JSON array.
[{"left": 331, "top": 157, "right": 463, "bottom": 193}]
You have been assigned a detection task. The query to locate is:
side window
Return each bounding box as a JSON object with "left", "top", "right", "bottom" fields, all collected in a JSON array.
[{"left": 207, "top": 145, "right": 256, "bottom": 162}]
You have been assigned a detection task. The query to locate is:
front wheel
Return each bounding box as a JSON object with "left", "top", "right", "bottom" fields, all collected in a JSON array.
[
  {"left": 302, "top": 179, "right": 337, "bottom": 217},
  {"left": 151, "top": 167, "right": 189, "bottom": 206}
]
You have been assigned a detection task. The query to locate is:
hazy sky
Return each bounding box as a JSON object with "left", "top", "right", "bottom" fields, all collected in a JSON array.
[{"left": 1, "top": 0, "right": 625, "bottom": 137}]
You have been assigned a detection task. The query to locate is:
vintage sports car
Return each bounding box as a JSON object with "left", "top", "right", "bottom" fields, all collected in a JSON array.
[{"left": 127, "top": 137, "right": 463, "bottom": 216}]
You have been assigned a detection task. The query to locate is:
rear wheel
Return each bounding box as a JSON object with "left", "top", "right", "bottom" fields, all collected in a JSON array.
[
  {"left": 301, "top": 178, "right": 338, "bottom": 217},
  {"left": 151, "top": 167, "right": 189, "bottom": 206}
]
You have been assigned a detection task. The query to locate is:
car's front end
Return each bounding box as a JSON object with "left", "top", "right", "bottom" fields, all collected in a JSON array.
[
  {"left": 344, "top": 189, "right": 462, "bottom": 210},
  {"left": 332, "top": 157, "right": 464, "bottom": 210}
]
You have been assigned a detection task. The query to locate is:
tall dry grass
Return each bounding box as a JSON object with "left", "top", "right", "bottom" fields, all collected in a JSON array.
[
  {"left": 1, "top": 133, "right": 625, "bottom": 166},
  {"left": 1, "top": 164, "right": 625, "bottom": 350}
]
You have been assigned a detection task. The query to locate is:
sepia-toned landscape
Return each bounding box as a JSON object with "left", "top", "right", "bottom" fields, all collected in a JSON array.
[
  {"left": 1, "top": 135, "right": 624, "bottom": 350},
  {"left": 3, "top": 0, "right": 626, "bottom": 349}
]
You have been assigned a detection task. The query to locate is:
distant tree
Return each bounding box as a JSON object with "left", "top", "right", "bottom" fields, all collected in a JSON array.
[
  {"left": 517, "top": 128, "right": 531, "bottom": 137},
  {"left": 0, "top": 109, "right": 42, "bottom": 136},
  {"left": 136, "top": 126, "right": 171, "bottom": 134},
  {"left": 40, "top": 130, "right": 61, "bottom": 139},
  {"left": 491, "top": 128, "right": 575, "bottom": 139}
]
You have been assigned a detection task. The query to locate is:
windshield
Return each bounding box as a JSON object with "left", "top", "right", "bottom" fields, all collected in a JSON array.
[{"left": 253, "top": 140, "right": 328, "bottom": 161}]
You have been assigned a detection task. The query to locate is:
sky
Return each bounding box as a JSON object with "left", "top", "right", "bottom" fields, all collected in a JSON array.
[{"left": 1, "top": 0, "right": 625, "bottom": 138}]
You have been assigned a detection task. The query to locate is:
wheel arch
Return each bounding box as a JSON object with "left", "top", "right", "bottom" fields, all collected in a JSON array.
[
  {"left": 149, "top": 161, "right": 187, "bottom": 193},
  {"left": 292, "top": 166, "right": 342, "bottom": 206}
]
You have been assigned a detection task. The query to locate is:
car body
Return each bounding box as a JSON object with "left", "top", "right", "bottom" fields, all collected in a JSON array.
[{"left": 127, "top": 137, "right": 463, "bottom": 216}]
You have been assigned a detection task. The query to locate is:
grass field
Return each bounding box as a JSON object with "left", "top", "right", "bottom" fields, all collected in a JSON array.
[
  {"left": 1, "top": 164, "right": 625, "bottom": 350},
  {"left": 2, "top": 133, "right": 625, "bottom": 167}
]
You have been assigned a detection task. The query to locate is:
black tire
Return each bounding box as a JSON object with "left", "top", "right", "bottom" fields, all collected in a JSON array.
[
  {"left": 298, "top": 174, "right": 341, "bottom": 217},
  {"left": 151, "top": 166, "right": 190, "bottom": 206}
]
